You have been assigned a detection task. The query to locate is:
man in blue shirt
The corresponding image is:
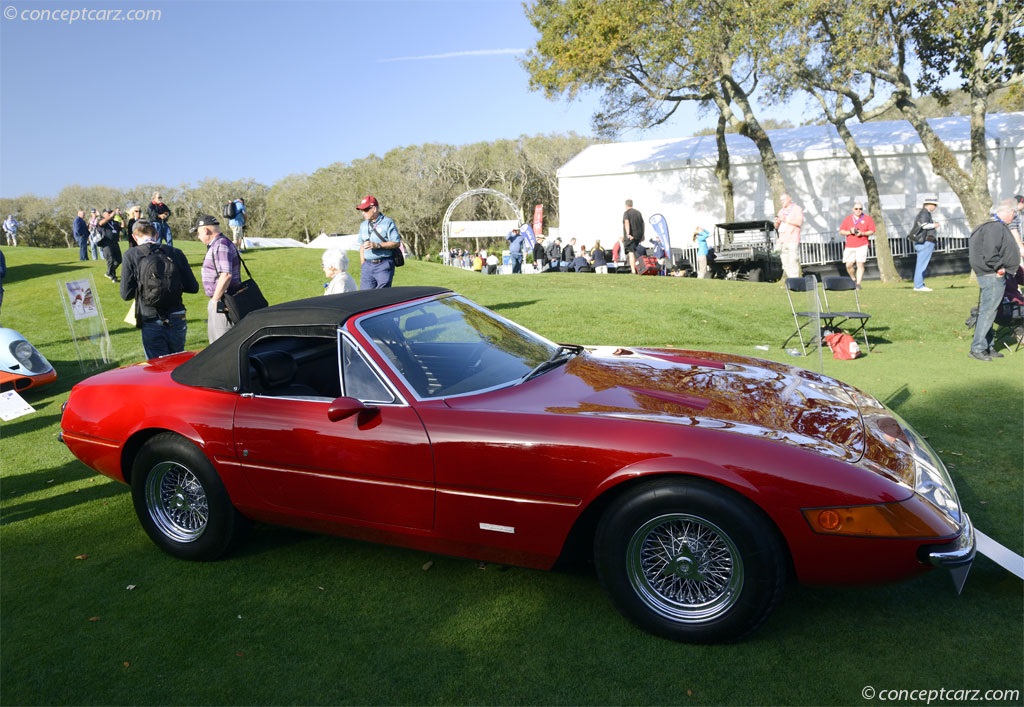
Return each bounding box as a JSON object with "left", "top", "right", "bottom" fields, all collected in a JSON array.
[
  {"left": 507, "top": 226, "right": 525, "bottom": 274},
  {"left": 356, "top": 195, "right": 402, "bottom": 289},
  {"left": 694, "top": 227, "right": 711, "bottom": 278},
  {"left": 229, "top": 198, "right": 247, "bottom": 251}
]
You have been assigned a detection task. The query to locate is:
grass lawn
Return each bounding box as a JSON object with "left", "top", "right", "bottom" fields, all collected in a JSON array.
[{"left": 2, "top": 244, "right": 1021, "bottom": 706}]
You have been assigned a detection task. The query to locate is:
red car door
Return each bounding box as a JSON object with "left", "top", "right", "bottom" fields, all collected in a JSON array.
[{"left": 232, "top": 396, "right": 435, "bottom": 531}]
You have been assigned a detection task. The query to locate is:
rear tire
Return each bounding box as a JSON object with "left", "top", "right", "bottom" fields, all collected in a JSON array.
[
  {"left": 130, "top": 433, "right": 249, "bottom": 560},
  {"left": 594, "top": 478, "right": 786, "bottom": 643}
]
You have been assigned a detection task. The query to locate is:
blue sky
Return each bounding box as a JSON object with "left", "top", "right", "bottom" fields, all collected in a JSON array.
[{"left": 0, "top": 0, "right": 716, "bottom": 198}]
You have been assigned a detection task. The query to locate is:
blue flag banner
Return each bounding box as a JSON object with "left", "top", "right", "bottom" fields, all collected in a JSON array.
[
  {"left": 520, "top": 223, "right": 536, "bottom": 248},
  {"left": 649, "top": 213, "right": 671, "bottom": 258}
]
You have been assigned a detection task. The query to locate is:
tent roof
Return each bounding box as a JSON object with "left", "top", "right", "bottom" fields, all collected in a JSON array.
[{"left": 557, "top": 112, "right": 1024, "bottom": 178}]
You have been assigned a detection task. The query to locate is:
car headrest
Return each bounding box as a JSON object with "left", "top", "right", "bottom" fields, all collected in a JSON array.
[
  {"left": 405, "top": 312, "right": 437, "bottom": 331},
  {"left": 251, "top": 350, "right": 297, "bottom": 388}
]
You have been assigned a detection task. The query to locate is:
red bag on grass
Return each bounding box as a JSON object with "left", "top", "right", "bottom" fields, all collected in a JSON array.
[
  {"left": 637, "top": 256, "right": 660, "bottom": 276},
  {"left": 823, "top": 331, "right": 861, "bottom": 360}
]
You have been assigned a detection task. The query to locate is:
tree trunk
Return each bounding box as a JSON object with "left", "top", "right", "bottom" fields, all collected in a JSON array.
[
  {"left": 739, "top": 116, "right": 787, "bottom": 209},
  {"left": 714, "top": 113, "right": 736, "bottom": 222},
  {"left": 713, "top": 85, "right": 787, "bottom": 210},
  {"left": 894, "top": 94, "right": 991, "bottom": 228},
  {"left": 833, "top": 118, "right": 901, "bottom": 282}
]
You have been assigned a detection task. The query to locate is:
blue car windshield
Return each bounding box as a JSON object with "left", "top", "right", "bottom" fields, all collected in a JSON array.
[{"left": 358, "top": 295, "right": 560, "bottom": 398}]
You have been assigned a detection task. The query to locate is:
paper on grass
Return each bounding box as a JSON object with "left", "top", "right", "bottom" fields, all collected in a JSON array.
[{"left": 0, "top": 390, "right": 36, "bottom": 421}]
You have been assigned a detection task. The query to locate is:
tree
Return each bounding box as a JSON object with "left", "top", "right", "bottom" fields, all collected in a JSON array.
[
  {"left": 0, "top": 133, "right": 619, "bottom": 256},
  {"left": 862, "top": 0, "right": 1024, "bottom": 227},
  {"left": 171, "top": 178, "right": 269, "bottom": 242},
  {"left": 519, "top": 133, "right": 596, "bottom": 225},
  {"left": 523, "top": 0, "right": 794, "bottom": 214},
  {"left": 266, "top": 173, "right": 323, "bottom": 242},
  {"left": 764, "top": 1, "right": 901, "bottom": 281}
]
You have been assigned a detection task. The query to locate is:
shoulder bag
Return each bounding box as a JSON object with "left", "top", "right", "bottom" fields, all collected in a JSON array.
[
  {"left": 369, "top": 221, "right": 404, "bottom": 266},
  {"left": 221, "top": 253, "right": 269, "bottom": 324}
]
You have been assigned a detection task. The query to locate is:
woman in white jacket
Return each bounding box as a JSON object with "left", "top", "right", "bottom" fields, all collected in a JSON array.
[{"left": 322, "top": 249, "right": 357, "bottom": 294}]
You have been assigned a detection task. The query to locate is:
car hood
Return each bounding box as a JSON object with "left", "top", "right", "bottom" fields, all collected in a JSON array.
[{"left": 449, "top": 346, "right": 865, "bottom": 464}]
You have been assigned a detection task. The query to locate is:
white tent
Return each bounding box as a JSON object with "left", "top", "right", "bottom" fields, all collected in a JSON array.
[
  {"left": 245, "top": 236, "right": 308, "bottom": 249},
  {"left": 557, "top": 112, "right": 1024, "bottom": 247},
  {"left": 306, "top": 232, "right": 360, "bottom": 250}
]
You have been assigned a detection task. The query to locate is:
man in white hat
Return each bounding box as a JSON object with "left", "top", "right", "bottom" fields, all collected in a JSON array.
[{"left": 909, "top": 196, "right": 940, "bottom": 291}]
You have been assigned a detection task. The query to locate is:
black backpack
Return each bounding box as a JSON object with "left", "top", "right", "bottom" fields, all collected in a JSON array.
[
  {"left": 138, "top": 245, "right": 183, "bottom": 311},
  {"left": 222, "top": 201, "right": 238, "bottom": 220}
]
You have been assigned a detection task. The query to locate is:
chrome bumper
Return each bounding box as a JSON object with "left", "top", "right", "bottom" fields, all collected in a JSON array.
[
  {"left": 926, "top": 513, "right": 975, "bottom": 594},
  {"left": 927, "top": 513, "right": 976, "bottom": 569}
]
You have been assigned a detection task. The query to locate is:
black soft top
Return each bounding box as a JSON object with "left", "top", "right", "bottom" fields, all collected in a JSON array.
[{"left": 172, "top": 286, "right": 450, "bottom": 391}]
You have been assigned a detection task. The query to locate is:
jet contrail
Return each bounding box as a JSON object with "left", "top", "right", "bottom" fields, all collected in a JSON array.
[{"left": 379, "top": 48, "right": 526, "bottom": 62}]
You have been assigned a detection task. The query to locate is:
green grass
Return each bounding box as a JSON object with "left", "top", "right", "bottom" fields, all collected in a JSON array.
[{"left": 2, "top": 245, "right": 1022, "bottom": 706}]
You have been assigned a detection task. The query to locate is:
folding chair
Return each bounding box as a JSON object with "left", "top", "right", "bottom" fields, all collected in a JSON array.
[
  {"left": 784, "top": 276, "right": 827, "bottom": 356},
  {"left": 821, "top": 276, "right": 871, "bottom": 350},
  {"left": 993, "top": 301, "right": 1024, "bottom": 353}
]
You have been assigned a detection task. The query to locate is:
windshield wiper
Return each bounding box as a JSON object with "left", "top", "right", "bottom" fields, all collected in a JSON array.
[{"left": 521, "top": 344, "right": 583, "bottom": 382}]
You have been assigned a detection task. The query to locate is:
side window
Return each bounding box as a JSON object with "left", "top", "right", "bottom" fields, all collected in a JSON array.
[
  {"left": 248, "top": 335, "right": 340, "bottom": 399},
  {"left": 342, "top": 337, "right": 395, "bottom": 404}
]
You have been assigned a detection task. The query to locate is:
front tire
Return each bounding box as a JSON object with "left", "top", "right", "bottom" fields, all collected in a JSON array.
[
  {"left": 595, "top": 478, "right": 786, "bottom": 643},
  {"left": 131, "top": 433, "right": 249, "bottom": 560}
]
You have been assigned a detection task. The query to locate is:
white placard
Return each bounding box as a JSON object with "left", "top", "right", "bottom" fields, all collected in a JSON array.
[{"left": 0, "top": 390, "right": 36, "bottom": 421}]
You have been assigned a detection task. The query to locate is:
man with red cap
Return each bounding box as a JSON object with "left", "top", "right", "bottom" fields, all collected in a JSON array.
[{"left": 355, "top": 195, "right": 402, "bottom": 289}]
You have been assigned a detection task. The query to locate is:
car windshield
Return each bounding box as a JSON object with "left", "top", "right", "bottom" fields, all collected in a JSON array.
[{"left": 357, "top": 295, "right": 560, "bottom": 398}]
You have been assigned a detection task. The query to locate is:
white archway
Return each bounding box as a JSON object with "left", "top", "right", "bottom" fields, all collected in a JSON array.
[{"left": 441, "top": 188, "right": 523, "bottom": 256}]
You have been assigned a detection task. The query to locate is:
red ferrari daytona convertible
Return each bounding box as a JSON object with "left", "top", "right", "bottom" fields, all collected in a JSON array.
[{"left": 60, "top": 287, "right": 974, "bottom": 643}]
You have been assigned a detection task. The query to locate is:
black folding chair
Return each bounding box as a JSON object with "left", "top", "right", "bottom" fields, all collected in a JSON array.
[
  {"left": 821, "top": 276, "right": 871, "bottom": 350},
  {"left": 993, "top": 301, "right": 1024, "bottom": 353},
  {"left": 784, "top": 276, "right": 828, "bottom": 356}
]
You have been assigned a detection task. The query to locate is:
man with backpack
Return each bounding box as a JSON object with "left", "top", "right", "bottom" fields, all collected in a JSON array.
[
  {"left": 225, "top": 198, "right": 246, "bottom": 251},
  {"left": 120, "top": 220, "right": 199, "bottom": 359}
]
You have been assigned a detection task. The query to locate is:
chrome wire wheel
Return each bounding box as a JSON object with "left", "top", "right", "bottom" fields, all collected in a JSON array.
[
  {"left": 144, "top": 461, "right": 209, "bottom": 544},
  {"left": 626, "top": 513, "right": 743, "bottom": 623}
]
